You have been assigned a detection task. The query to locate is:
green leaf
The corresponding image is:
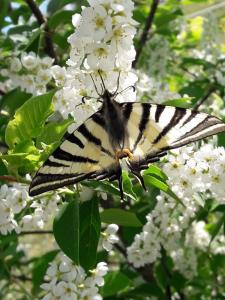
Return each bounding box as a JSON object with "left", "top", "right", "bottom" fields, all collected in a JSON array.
[
  {"left": 155, "top": 8, "right": 182, "bottom": 27},
  {"left": 79, "top": 196, "right": 101, "bottom": 271},
  {"left": 122, "top": 171, "right": 137, "bottom": 200},
  {"left": 181, "top": 57, "right": 214, "bottom": 68},
  {"left": 144, "top": 165, "right": 168, "bottom": 181},
  {"left": 144, "top": 174, "right": 183, "bottom": 206},
  {"left": 53, "top": 195, "right": 80, "bottom": 264},
  {"left": 36, "top": 118, "right": 73, "bottom": 147},
  {"left": 5, "top": 91, "right": 54, "bottom": 148},
  {"left": 47, "top": 0, "right": 80, "bottom": 14},
  {"left": 163, "top": 97, "right": 193, "bottom": 108},
  {"left": 23, "top": 28, "right": 41, "bottom": 53},
  {"left": 170, "top": 271, "right": 186, "bottom": 292},
  {"left": 0, "top": 0, "right": 9, "bottom": 30},
  {"left": 212, "top": 204, "right": 225, "bottom": 213},
  {"left": 0, "top": 88, "right": 31, "bottom": 117},
  {"left": 218, "top": 132, "right": 225, "bottom": 148},
  {"left": 49, "top": 10, "right": 74, "bottom": 29},
  {"left": 209, "top": 213, "right": 225, "bottom": 244},
  {"left": 53, "top": 31, "right": 71, "bottom": 50},
  {"left": 82, "top": 180, "right": 121, "bottom": 197},
  {"left": 179, "top": 81, "right": 206, "bottom": 101},
  {"left": 8, "top": 25, "right": 32, "bottom": 35},
  {"left": 124, "top": 283, "right": 165, "bottom": 299},
  {"left": 101, "top": 271, "right": 131, "bottom": 297},
  {"left": 101, "top": 208, "right": 142, "bottom": 227},
  {"left": 32, "top": 250, "right": 58, "bottom": 294}
]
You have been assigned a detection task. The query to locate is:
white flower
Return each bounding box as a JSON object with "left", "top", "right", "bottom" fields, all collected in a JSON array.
[
  {"left": 102, "top": 224, "right": 119, "bottom": 251},
  {"left": 10, "top": 57, "right": 22, "bottom": 72},
  {"left": 108, "top": 24, "right": 136, "bottom": 50},
  {"left": 78, "top": 5, "right": 112, "bottom": 41},
  {"left": 86, "top": 262, "right": 109, "bottom": 287},
  {"left": 86, "top": 43, "right": 115, "bottom": 70},
  {"left": 186, "top": 221, "right": 210, "bottom": 250},
  {"left": 40, "top": 56, "right": 54, "bottom": 69},
  {"left": 36, "top": 69, "right": 52, "bottom": 84},
  {"left": 21, "top": 52, "right": 38, "bottom": 70},
  {"left": 51, "top": 65, "right": 66, "bottom": 86}
]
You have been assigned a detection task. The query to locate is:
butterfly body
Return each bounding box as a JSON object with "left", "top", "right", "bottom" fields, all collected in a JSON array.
[
  {"left": 29, "top": 89, "right": 225, "bottom": 199},
  {"left": 101, "top": 90, "right": 128, "bottom": 150}
]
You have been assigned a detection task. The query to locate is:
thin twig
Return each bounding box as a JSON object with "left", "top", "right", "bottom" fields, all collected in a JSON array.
[
  {"left": 20, "top": 230, "right": 53, "bottom": 235},
  {"left": 25, "top": 0, "right": 58, "bottom": 63},
  {"left": 194, "top": 86, "right": 216, "bottom": 110},
  {"left": 11, "top": 274, "right": 48, "bottom": 284},
  {"left": 133, "top": 0, "right": 160, "bottom": 68},
  {"left": 11, "top": 274, "right": 33, "bottom": 282},
  {"left": 0, "top": 175, "right": 18, "bottom": 183}
]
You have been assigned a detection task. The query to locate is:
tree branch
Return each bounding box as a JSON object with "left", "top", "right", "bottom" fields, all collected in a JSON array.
[
  {"left": 194, "top": 86, "right": 216, "bottom": 110},
  {"left": 25, "top": 0, "right": 58, "bottom": 63},
  {"left": 132, "top": 0, "right": 160, "bottom": 68},
  {"left": 20, "top": 230, "right": 53, "bottom": 235}
]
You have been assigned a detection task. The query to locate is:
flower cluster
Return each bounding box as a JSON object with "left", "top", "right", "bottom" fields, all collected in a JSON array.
[
  {"left": 41, "top": 253, "right": 108, "bottom": 300},
  {"left": 0, "top": 52, "right": 54, "bottom": 95},
  {"left": 136, "top": 70, "right": 181, "bottom": 103},
  {"left": 138, "top": 34, "right": 170, "bottom": 78},
  {"left": 20, "top": 193, "right": 60, "bottom": 230},
  {"left": 127, "top": 144, "right": 225, "bottom": 278},
  {"left": 0, "top": 178, "right": 61, "bottom": 235},
  {"left": 127, "top": 192, "right": 200, "bottom": 279},
  {"left": 163, "top": 144, "right": 225, "bottom": 202},
  {"left": 52, "top": 0, "right": 137, "bottom": 125},
  {"left": 0, "top": 183, "right": 29, "bottom": 235},
  {"left": 101, "top": 224, "right": 119, "bottom": 252}
]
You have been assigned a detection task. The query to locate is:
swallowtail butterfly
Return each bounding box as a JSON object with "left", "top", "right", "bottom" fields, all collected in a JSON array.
[{"left": 29, "top": 87, "right": 225, "bottom": 199}]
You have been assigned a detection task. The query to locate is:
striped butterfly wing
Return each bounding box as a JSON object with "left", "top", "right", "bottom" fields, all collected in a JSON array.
[
  {"left": 121, "top": 102, "right": 225, "bottom": 173},
  {"left": 29, "top": 111, "right": 119, "bottom": 196}
]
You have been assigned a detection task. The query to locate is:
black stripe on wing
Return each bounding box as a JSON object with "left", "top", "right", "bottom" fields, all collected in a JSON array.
[
  {"left": 155, "top": 105, "right": 165, "bottom": 123},
  {"left": 92, "top": 111, "right": 105, "bottom": 127},
  {"left": 153, "top": 107, "right": 186, "bottom": 144},
  {"left": 66, "top": 133, "right": 84, "bottom": 148},
  {"left": 132, "top": 103, "right": 150, "bottom": 151},
  {"left": 78, "top": 123, "right": 114, "bottom": 158},
  {"left": 29, "top": 172, "right": 94, "bottom": 196},
  {"left": 53, "top": 148, "right": 98, "bottom": 164}
]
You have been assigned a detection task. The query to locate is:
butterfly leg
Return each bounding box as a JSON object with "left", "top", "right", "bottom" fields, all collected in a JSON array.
[
  {"left": 131, "top": 169, "right": 146, "bottom": 191},
  {"left": 114, "top": 167, "right": 123, "bottom": 200}
]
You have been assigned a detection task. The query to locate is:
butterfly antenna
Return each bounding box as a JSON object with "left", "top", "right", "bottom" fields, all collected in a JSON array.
[
  {"left": 113, "top": 71, "right": 121, "bottom": 95},
  {"left": 98, "top": 70, "right": 106, "bottom": 91},
  {"left": 116, "top": 85, "right": 136, "bottom": 97},
  {"left": 90, "top": 74, "right": 101, "bottom": 96}
]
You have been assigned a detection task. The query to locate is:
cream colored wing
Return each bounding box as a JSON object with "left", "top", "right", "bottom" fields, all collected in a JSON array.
[
  {"left": 121, "top": 102, "right": 225, "bottom": 172},
  {"left": 29, "top": 111, "right": 120, "bottom": 196}
]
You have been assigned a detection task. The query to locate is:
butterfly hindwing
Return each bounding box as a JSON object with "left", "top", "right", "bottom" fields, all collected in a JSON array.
[
  {"left": 121, "top": 102, "right": 225, "bottom": 172},
  {"left": 29, "top": 110, "right": 119, "bottom": 196}
]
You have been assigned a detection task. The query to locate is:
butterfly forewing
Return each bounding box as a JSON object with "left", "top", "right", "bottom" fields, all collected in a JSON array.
[
  {"left": 121, "top": 103, "right": 225, "bottom": 171},
  {"left": 29, "top": 111, "right": 118, "bottom": 196}
]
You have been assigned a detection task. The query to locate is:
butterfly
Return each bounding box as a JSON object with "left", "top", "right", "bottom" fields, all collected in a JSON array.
[{"left": 29, "top": 85, "right": 225, "bottom": 199}]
